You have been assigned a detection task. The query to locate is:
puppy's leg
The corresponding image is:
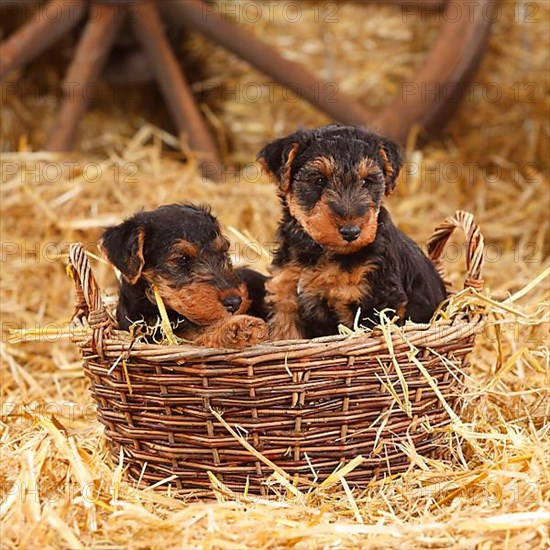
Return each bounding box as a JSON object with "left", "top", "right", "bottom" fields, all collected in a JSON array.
[
  {"left": 266, "top": 265, "right": 304, "bottom": 340},
  {"left": 194, "top": 315, "right": 267, "bottom": 348}
]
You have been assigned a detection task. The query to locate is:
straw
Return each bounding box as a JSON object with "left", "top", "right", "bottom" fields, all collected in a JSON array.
[{"left": 1, "top": 0, "right": 548, "bottom": 547}]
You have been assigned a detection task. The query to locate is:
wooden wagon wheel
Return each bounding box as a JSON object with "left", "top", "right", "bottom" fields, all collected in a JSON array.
[{"left": 0, "top": 0, "right": 493, "bottom": 175}]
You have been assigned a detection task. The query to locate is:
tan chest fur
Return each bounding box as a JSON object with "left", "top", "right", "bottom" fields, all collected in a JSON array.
[{"left": 297, "top": 261, "right": 374, "bottom": 326}]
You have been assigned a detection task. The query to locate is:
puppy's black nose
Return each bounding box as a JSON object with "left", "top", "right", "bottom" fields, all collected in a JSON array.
[
  {"left": 339, "top": 225, "right": 361, "bottom": 242},
  {"left": 222, "top": 295, "right": 242, "bottom": 313}
]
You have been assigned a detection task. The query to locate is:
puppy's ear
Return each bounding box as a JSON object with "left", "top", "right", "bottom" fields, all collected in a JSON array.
[
  {"left": 378, "top": 138, "right": 403, "bottom": 195},
  {"left": 100, "top": 218, "right": 145, "bottom": 284},
  {"left": 257, "top": 133, "right": 305, "bottom": 194}
]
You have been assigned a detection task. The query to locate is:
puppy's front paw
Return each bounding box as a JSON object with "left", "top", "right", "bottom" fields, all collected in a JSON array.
[{"left": 222, "top": 315, "right": 268, "bottom": 348}]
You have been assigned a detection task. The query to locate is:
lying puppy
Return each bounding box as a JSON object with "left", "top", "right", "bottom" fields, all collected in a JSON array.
[
  {"left": 100, "top": 203, "right": 267, "bottom": 348},
  {"left": 258, "top": 124, "right": 447, "bottom": 340}
]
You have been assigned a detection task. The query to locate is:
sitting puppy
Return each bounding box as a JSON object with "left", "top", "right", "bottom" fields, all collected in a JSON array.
[
  {"left": 100, "top": 203, "right": 267, "bottom": 348},
  {"left": 258, "top": 124, "right": 446, "bottom": 340}
]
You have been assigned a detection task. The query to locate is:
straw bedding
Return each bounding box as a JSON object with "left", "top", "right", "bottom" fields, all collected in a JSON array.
[{"left": 1, "top": 0, "right": 549, "bottom": 548}]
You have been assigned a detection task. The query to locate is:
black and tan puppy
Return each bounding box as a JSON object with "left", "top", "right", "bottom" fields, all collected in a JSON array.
[
  {"left": 258, "top": 124, "right": 446, "bottom": 340},
  {"left": 100, "top": 203, "right": 267, "bottom": 348}
]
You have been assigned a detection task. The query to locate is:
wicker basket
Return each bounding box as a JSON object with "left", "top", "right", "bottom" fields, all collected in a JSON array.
[{"left": 68, "top": 211, "right": 484, "bottom": 495}]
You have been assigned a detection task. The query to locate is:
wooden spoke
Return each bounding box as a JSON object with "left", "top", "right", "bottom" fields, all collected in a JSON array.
[
  {"left": 132, "top": 0, "right": 222, "bottom": 169},
  {"left": 163, "top": 0, "right": 492, "bottom": 143},
  {"left": 0, "top": 0, "right": 85, "bottom": 81},
  {"left": 47, "top": 3, "right": 122, "bottom": 151},
  {"left": 374, "top": 0, "right": 493, "bottom": 142},
  {"left": 160, "top": 0, "right": 375, "bottom": 126},
  {"left": 1, "top": 0, "right": 493, "bottom": 161}
]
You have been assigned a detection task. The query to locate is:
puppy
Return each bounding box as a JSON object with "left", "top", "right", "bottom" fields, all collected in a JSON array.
[
  {"left": 100, "top": 203, "right": 267, "bottom": 348},
  {"left": 258, "top": 124, "right": 447, "bottom": 340}
]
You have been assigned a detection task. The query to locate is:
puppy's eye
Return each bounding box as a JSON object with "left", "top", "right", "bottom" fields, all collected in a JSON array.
[
  {"left": 314, "top": 176, "right": 328, "bottom": 188},
  {"left": 361, "top": 178, "right": 370, "bottom": 187},
  {"left": 176, "top": 255, "right": 190, "bottom": 266}
]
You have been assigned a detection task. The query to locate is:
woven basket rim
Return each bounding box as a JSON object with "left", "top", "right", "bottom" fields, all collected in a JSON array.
[{"left": 72, "top": 314, "right": 483, "bottom": 356}]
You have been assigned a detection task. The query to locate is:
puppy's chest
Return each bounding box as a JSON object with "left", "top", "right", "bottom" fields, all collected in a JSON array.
[{"left": 297, "top": 260, "right": 375, "bottom": 325}]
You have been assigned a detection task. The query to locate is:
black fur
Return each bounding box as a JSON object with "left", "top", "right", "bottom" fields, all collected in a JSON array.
[
  {"left": 259, "top": 124, "right": 446, "bottom": 338},
  {"left": 235, "top": 267, "right": 268, "bottom": 320},
  {"left": 276, "top": 206, "right": 446, "bottom": 337},
  {"left": 100, "top": 203, "right": 266, "bottom": 338}
]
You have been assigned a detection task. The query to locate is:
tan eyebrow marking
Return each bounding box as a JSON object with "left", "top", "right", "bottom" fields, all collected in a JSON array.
[
  {"left": 171, "top": 240, "right": 199, "bottom": 258},
  {"left": 356, "top": 157, "right": 379, "bottom": 179},
  {"left": 307, "top": 156, "right": 337, "bottom": 177}
]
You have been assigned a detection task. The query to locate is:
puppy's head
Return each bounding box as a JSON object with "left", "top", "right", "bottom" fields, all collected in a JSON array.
[
  {"left": 100, "top": 203, "right": 248, "bottom": 326},
  {"left": 258, "top": 125, "right": 402, "bottom": 254}
]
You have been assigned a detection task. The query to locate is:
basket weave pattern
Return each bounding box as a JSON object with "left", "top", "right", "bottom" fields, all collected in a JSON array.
[{"left": 69, "top": 211, "right": 484, "bottom": 494}]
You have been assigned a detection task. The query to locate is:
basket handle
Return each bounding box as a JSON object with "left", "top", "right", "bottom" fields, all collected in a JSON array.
[
  {"left": 68, "top": 243, "right": 111, "bottom": 358},
  {"left": 426, "top": 210, "right": 484, "bottom": 292}
]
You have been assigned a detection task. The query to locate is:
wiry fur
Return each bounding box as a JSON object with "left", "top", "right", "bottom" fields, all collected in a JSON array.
[
  {"left": 258, "top": 124, "right": 447, "bottom": 339},
  {"left": 100, "top": 203, "right": 267, "bottom": 348}
]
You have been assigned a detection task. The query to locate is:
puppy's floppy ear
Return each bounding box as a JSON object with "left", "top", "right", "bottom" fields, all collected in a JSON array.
[
  {"left": 257, "top": 132, "right": 306, "bottom": 194},
  {"left": 378, "top": 138, "right": 403, "bottom": 195},
  {"left": 100, "top": 218, "right": 145, "bottom": 284}
]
